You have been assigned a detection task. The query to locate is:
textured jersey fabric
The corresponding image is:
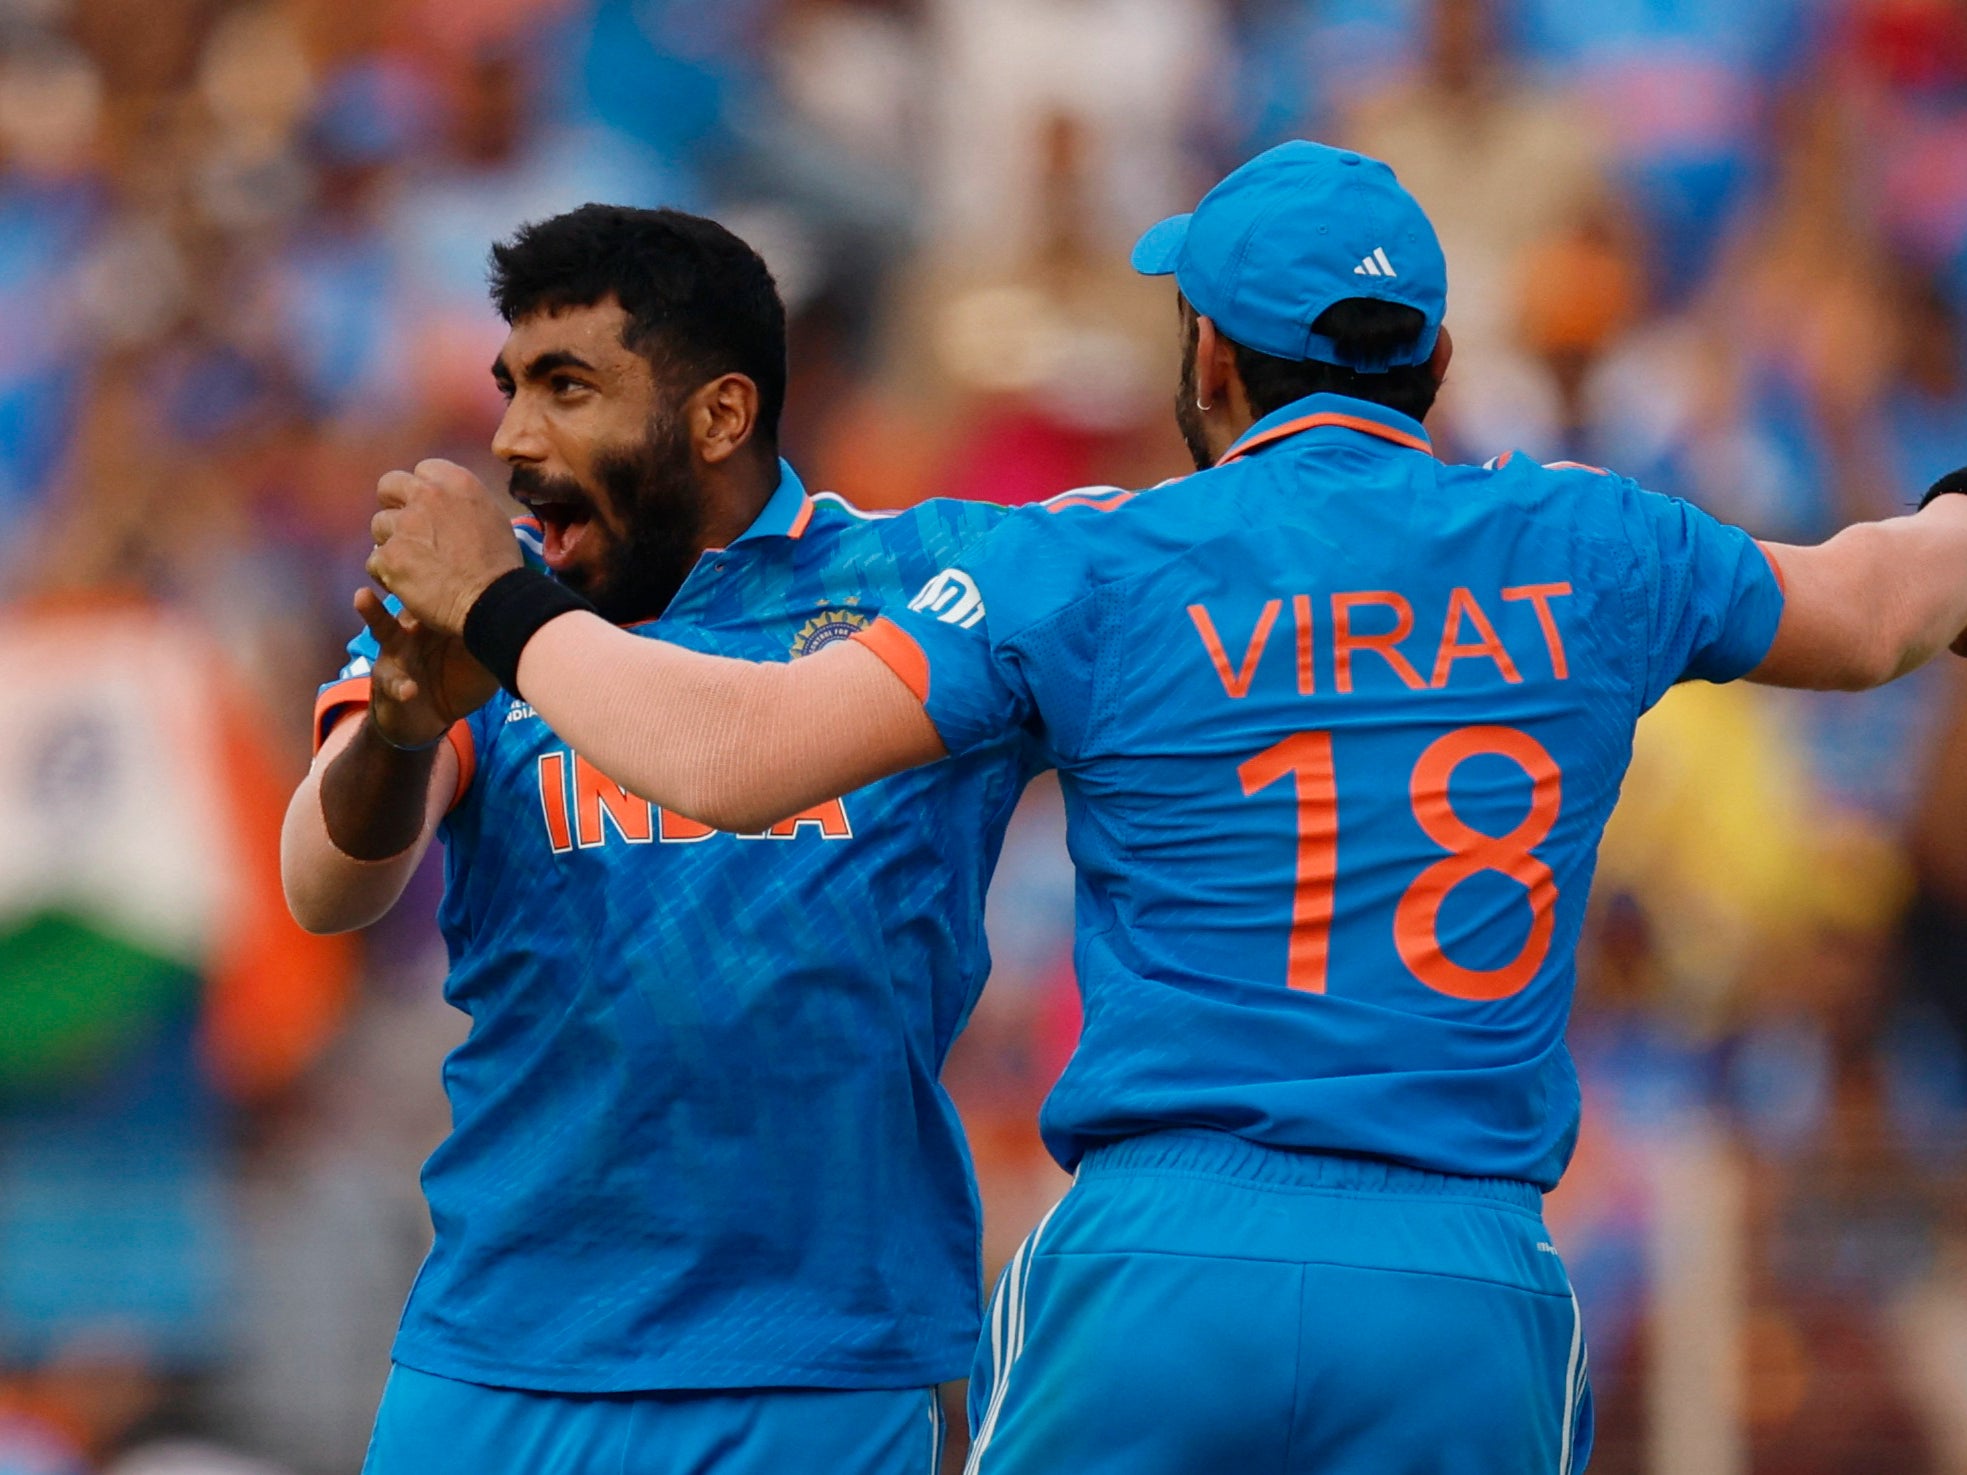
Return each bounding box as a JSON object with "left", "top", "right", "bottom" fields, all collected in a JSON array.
[
  {"left": 869, "top": 394, "right": 1783, "bottom": 1189},
  {"left": 315, "top": 464, "right": 1036, "bottom": 1391}
]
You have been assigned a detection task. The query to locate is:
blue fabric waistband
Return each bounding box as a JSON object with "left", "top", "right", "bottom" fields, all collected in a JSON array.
[{"left": 1076, "top": 1130, "right": 1544, "bottom": 1212}]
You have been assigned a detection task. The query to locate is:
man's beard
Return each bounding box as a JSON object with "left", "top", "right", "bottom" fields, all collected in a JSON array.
[
  {"left": 511, "top": 414, "right": 705, "bottom": 626},
  {"left": 1174, "top": 321, "right": 1212, "bottom": 472}
]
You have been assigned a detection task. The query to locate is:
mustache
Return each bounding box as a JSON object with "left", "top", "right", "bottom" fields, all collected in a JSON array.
[{"left": 507, "top": 464, "right": 598, "bottom": 513}]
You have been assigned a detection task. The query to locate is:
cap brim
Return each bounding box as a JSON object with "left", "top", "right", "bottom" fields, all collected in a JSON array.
[{"left": 1130, "top": 214, "right": 1191, "bottom": 276}]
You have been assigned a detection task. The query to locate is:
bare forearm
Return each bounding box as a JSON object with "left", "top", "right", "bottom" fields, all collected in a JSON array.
[
  {"left": 1856, "top": 501, "right": 1967, "bottom": 680},
  {"left": 516, "top": 613, "right": 944, "bottom": 831},
  {"left": 321, "top": 715, "right": 440, "bottom": 859},
  {"left": 281, "top": 716, "right": 452, "bottom": 933},
  {"left": 1755, "top": 499, "right": 1967, "bottom": 690}
]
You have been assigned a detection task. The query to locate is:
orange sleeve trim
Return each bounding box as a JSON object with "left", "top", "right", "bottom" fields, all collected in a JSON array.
[
  {"left": 1755, "top": 540, "right": 1788, "bottom": 595},
  {"left": 1492, "top": 449, "right": 1516, "bottom": 469},
  {"left": 511, "top": 514, "right": 544, "bottom": 534},
  {"left": 786, "top": 496, "right": 815, "bottom": 539},
  {"left": 445, "top": 720, "right": 477, "bottom": 812},
  {"left": 1544, "top": 460, "right": 1611, "bottom": 475},
  {"left": 853, "top": 617, "right": 930, "bottom": 703},
  {"left": 311, "top": 675, "right": 476, "bottom": 811},
  {"left": 313, "top": 676, "right": 373, "bottom": 753}
]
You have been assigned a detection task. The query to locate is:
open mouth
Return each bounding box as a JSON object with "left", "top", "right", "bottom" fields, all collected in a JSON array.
[{"left": 519, "top": 493, "right": 597, "bottom": 572}]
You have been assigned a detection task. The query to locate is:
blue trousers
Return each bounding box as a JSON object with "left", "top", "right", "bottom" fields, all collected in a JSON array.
[
  {"left": 364, "top": 1364, "right": 946, "bottom": 1475},
  {"left": 966, "top": 1130, "right": 1592, "bottom": 1474}
]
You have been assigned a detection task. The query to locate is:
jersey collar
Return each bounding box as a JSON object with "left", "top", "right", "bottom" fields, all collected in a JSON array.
[
  {"left": 626, "top": 460, "right": 813, "bottom": 632},
  {"left": 725, "top": 459, "right": 815, "bottom": 547},
  {"left": 1215, "top": 393, "right": 1433, "bottom": 467}
]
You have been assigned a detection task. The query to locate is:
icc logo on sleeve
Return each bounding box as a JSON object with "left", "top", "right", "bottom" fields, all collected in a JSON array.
[{"left": 909, "top": 569, "right": 985, "bottom": 629}]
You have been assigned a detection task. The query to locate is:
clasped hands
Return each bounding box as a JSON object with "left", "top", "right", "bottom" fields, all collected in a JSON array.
[
  {"left": 355, "top": 460, "right": 520, "bottom": 746},
  {"left": 365, "top": 459, "right": 523, "bottom": 638}
]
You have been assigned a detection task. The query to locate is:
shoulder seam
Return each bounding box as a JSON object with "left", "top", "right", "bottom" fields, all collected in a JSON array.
[
  {"left": 980, "top": 480, "right": 1225, "bottom": 647},
  {"left": 1606, "top": 478, "right": 1656, "bottom": 723}
]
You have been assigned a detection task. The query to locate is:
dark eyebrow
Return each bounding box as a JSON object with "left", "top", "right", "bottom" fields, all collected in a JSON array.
[
  {"left": 520, "top": 349, "right": 599, "bottom": 381},
  {"left": 490, "top": 356, "right": 514, "bottom": 387}
]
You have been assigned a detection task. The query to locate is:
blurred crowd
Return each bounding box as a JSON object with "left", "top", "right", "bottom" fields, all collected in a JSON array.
[{"left": 0, "top": 0, "right": 1965, "bottom": 1470}]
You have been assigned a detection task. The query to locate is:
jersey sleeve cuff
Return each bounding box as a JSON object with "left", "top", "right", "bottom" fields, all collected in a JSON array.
[
  {"left": 852, "top": 617, "right": 930, "bottom": 704},
  {"left": 1755, "top": 540, "right": 1788, "bottom": 595},
  {"left": 314, "top": 676, "right": 373, "bottom": 752},
  {"left": 445, "top": 722, "right": 477, "bottom": 812},
  {"left": 1704, "top": 537, "right": 1790, "bottom": 685},
  {"left": 311, "top": 678, "right": 478, "bottom": 814}
]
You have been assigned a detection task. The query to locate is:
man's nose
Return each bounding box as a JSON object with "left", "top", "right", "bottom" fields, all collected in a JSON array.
[{"left": 492, "top": 397, "right": 547, "bottom": 465}]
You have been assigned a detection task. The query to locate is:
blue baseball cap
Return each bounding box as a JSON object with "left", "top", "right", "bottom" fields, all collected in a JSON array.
[{"left": 1132, "top": 141, "right": 1447, "bottom": 370}]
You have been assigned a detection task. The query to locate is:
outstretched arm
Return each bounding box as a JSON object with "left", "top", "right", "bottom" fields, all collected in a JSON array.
[
  {"left": 511, "top": 611, "right": 944, "bottom": 831},
  {"left": 362, "top": 456, "right": 948, "bottom": 828},
  {"left": 1751, "top": 492, "right": 1967, "bottom": 690}
]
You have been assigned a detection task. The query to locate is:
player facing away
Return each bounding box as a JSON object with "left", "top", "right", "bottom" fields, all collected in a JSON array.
[
  {"left": 366, "top": 145, "right": 1967, "bottom": 1473},
  {"left": 280, "top": 206, "right": 1040, "bottom": 1475}
]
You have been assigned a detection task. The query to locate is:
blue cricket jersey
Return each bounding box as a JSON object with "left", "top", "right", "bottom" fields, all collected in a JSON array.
[
  {"left": 314, "top": 464, "right": 1035, "bottom": 1391},
  {"left": 865, "top": 394, "right": 1784, "bottom": 1190}
]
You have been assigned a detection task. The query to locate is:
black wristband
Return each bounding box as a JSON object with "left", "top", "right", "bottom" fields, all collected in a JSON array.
[
  {"left": 462, "top": 567, "right": 594, "bottom": 697},
  {"left": 1920, "top": 468, "right": 1967, "bottom": 511}
]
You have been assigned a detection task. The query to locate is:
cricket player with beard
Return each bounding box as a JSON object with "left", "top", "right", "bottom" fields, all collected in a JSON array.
[{"left": 283, "top": 205, "right": 1037, "bottom": 1474}]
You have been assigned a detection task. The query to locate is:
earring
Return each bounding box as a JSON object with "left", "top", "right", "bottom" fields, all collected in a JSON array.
[{"left": 1195, "top": 397, "right": 1212, "bottom": 412}]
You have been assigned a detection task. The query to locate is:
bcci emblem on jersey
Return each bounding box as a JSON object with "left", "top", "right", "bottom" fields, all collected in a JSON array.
[{"left": 792, "top": 608, "right": 872, "bottom": 657}]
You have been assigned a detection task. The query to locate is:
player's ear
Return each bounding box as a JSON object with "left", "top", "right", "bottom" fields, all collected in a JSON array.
[
  {"left": 1427, "top": 325, "right": 1453, "bottom": 387},
  {"left": 1194, "top": 315, "right": 1236, "bottom": 412},
  {"left": 691, "top": 373, "right": 760, "bottom": 466}
]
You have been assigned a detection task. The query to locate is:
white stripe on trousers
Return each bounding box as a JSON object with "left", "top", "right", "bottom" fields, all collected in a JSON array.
[
  {"left": 1558, "top": 1290, "right": 1584, "bottom": 1474},
  {"left": 928, "top": 1390, "right": 945, "bottom": 1474},
  {"left": 965, "top": 1201, "right": 1062, "bottom": 1475}
]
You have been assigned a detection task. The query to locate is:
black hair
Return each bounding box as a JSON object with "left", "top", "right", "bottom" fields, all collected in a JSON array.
[
  {"left": 490, "top": 204, "right": 788, "bottom": 446},
  {"left": 1226, "top": 298, "right": 1441, "bottom": 423}
]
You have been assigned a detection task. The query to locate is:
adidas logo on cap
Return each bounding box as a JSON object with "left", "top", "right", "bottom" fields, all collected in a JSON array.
[{"left": 1353, "top": 247, "right": 1397, "bottom": 278}]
